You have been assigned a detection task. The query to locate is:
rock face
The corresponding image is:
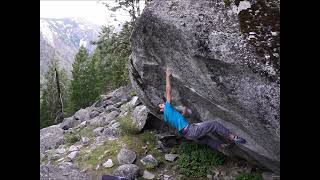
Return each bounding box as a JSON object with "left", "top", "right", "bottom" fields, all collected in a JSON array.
[{"left": 129, "top": 0, "right": 280, "bottom": 174}]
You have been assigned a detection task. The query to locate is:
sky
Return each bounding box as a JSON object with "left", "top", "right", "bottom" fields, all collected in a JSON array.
[{"left": 40, "top": 0, "right": 131, "bottom": 26}]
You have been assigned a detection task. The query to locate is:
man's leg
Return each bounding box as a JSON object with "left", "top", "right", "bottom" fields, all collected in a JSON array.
[{"left": 186, "top": 120, "right": 234, "bottom": 140}]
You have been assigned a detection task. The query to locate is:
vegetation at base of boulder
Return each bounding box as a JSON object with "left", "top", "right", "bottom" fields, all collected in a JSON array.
[
  {"left": 176, "top": 141, "right": 225, "bottom": 177},
  {"left": 64, "top": 132, "right": 80, "bottom": 146},
  {"left": 138, "top": 131, "right": 165, "bottom": 164},
  {"left": 119, "top": 112, "right": 139, "bottom": 134},
  {"left": 76, "top": 140, "right": 120, "bottom": 172},
  {"left": 235, "top": 172, "right": 263, "bottom": 180}
]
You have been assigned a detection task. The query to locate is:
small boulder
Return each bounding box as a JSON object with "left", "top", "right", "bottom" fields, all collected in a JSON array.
[
  {"left": 74, "top": 108, "right": 90, "bottom": 122},
  {"left": 40, "top": 163, "right": 90, "bottom": 180},
  {"left": 68, "top": 145, "right": 79, "bottom": 152},
  {"left": 140, "top": 155, "right": 159, "bottom": 169},
  {"left": 105, "top": 111, "right": 120, "bottom": 124},
  {"left": 113, "top": 164, "right": 139, "bottom": 180},
  {"left": 93, "top": 127, "right": 104, "bottom": 137},
  {"left": 56, "top": 148, "right": 66, "bottom": 154},
  {"left": 143, "top": 170, "right": 155, "bottom": 179},
  {"left": 117, "top": 148, "right": 136, "bottom": 165},
  {"left": 129, "top": 96, "right": 140, "bottom": 108},
  {"left": 40, "top": 125, "right": 64, "bottom": 154},
  {"left": 103, "top": 159, "right": 114, "bottom": 168},
  {"left": 81, "top": 137, "right": 89, "bottom": 146},
  {"left": 67, "top": 151, "right": 78, "bottom": 161},
  {"left": 60, "top": 117, "right": 79, "bottom": 130},
  {"left": 165, "top": 154, "right": 179, "bottom": 162},
  {"left": 105, "top": 105, "right": 118, "bottom": 113},
  {"left": 132, "top": 105, "right": 149, "bottom": 131}
]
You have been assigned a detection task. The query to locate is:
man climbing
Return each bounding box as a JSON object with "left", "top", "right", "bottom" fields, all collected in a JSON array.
[{"left": 158, "top": 67, "right": 246, "bottom": 151}]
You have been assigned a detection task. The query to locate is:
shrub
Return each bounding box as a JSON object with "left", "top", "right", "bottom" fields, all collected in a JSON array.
[
  {"left": 177, "top": 141, "right": 225, "bottom": 177},
  {"left": 119, "top": 113, "right": 139, "bottom": 134}
]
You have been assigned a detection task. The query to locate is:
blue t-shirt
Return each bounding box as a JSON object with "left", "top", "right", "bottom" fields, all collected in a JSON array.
[{"left": 163, "top": 101, "right": 189, "bottom": 133}]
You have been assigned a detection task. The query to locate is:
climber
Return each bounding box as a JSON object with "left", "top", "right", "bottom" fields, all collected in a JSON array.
[{"left": 158, "top": 67, "right": 246, "bottom": 151}]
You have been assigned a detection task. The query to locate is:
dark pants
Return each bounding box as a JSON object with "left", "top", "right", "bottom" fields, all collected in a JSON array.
[{"left": 183, "top": 120, "right": 231, "bottom": 150}]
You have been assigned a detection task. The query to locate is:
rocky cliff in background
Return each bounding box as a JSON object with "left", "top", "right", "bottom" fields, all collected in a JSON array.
[
  {"left": 40, "top": 18, "right": 100, "bottom": 79},
  {"left": 129, "top": 0, "right": 280, "bottom": 174}
]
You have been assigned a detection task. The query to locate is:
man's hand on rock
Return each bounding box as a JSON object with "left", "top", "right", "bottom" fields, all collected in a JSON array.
[{"left": 166, "top": 67, "right": 172, "bottom": 77}]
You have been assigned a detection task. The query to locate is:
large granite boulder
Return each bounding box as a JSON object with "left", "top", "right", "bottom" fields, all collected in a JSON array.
[{"left": 129, "top": 0, "right": 279, "bottom": 174}]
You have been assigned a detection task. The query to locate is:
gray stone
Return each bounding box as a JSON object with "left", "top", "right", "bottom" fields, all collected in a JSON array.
[
  {"left": 81, "top": 137, "right": 90, "bottom": 146},
  {"left": 105, "top": 111, "right": 120, "bottom": 124},
  {"left": 129, "top": 0, "right": 280, "bottom": 174},
  {"left": 78, "top": 121, "right": 88, "bottom": 128},
  {"left": 68, "top": 145, "right": 79, "bottom": 152},
  {"left": 40, "top": 162, "right": 90, "bottom": 180},
  {"left": 117, "top": 148, "right": 136, "bottom": 165},
  {"left": 60, "top": 117, "right": 79, "bottom": 130},
  {"left": 67, "top": 151, "right": 78, "bottom": 161},
  {"left": 129, "top": 96, "right": 140, "bottom": 108},
  {"left": 56, "top": 148, "right": 66, "bottom": 154},
  {"left": 74, "top": 108, "right": 90, "bottom": 122},
  {"left": 262, "top": 172, "right": 280, "bottom": 180},
  {"left": 132, "top": 105, "right": 149, "bottom": 131},
  {"left": 140, "top": 154, "right": 159, "bottom": 168},
  {"left": 40, "top": 125, "right": 64, "bottom": 154},
  {"left": 113, "top": 164, "right": 139, "bottom": 180},
  {"left": 90, "top": 109, "right": 101, "bottom": 119},
  {"left": 207, "top": 174, "right": 213, "bottom": 180},
  {"left": 103, "top": 159, "right": 114, "bottom": 168},
  {"left": 105, "top": 105, "right": 118, "bottom": 113},
  {"left": 143, "top": 170, "right": 155, "bottom": 179},
  {"left": 165, "top": 154, "right": 179, "bottom": 162},
  {"left": 89, "top": 113, "right": 106, "bottom": 126},
  {"left": 93, "top": 127, "right": 104, "bottom": 137}
]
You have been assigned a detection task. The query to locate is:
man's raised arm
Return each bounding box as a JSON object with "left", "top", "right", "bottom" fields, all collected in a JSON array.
[{"left": 166, "top": 67, "right": 172, "bottom": 103}]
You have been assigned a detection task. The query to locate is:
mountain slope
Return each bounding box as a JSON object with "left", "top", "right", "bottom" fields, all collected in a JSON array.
[{"left": 40, "top": 18, "right": 100, "bottom": 79}]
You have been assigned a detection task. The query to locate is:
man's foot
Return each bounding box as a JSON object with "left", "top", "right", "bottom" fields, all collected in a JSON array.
[{"left": 233, "top": 135, "right": 246, "bottom": 144}]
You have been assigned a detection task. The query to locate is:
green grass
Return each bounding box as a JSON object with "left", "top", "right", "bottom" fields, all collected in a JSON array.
[
  {"left": 130, "top": 91, "right": 137, "bottom": 97},
  {"left": 176, "top": 141, "right": 225, "bottom": 177},
  {"left": 64, "top": 132, "right": 80, "bottom": 146},
  {"left": 235, "top": 172, "right": 263, "bottom": 180},
  {"left": 75, "top": 140, "right": 121, "bottom": 175},
  {"left": 78, "top": 125, "right": 95, "bottom": 139}
]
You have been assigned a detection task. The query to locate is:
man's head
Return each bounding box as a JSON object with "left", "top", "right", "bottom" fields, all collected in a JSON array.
[
  {"left": 158, "top": 96, "right": 167, "bottom": 113},
  {"left": 159, "top": 103, "right": 165, "bottom": 113}
]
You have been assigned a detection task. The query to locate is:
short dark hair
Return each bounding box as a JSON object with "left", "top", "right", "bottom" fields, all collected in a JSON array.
[{"left": 162, "top": 96, "right": 167, "bottom": 103}]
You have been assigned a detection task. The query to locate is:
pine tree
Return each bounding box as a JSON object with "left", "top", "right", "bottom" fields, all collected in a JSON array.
[{"left": 69, "top": 45, "right": 100, "bottom": 112}]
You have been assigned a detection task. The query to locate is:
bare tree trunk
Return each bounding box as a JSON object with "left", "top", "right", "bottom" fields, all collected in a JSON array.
[{"left": 55, "top": 67, "right": 64, "bottom": 123}]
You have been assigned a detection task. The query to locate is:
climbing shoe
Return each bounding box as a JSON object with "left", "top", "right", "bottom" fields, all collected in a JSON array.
[{"left": 233, "top": 136, "right": 246, "bottom": 144}]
